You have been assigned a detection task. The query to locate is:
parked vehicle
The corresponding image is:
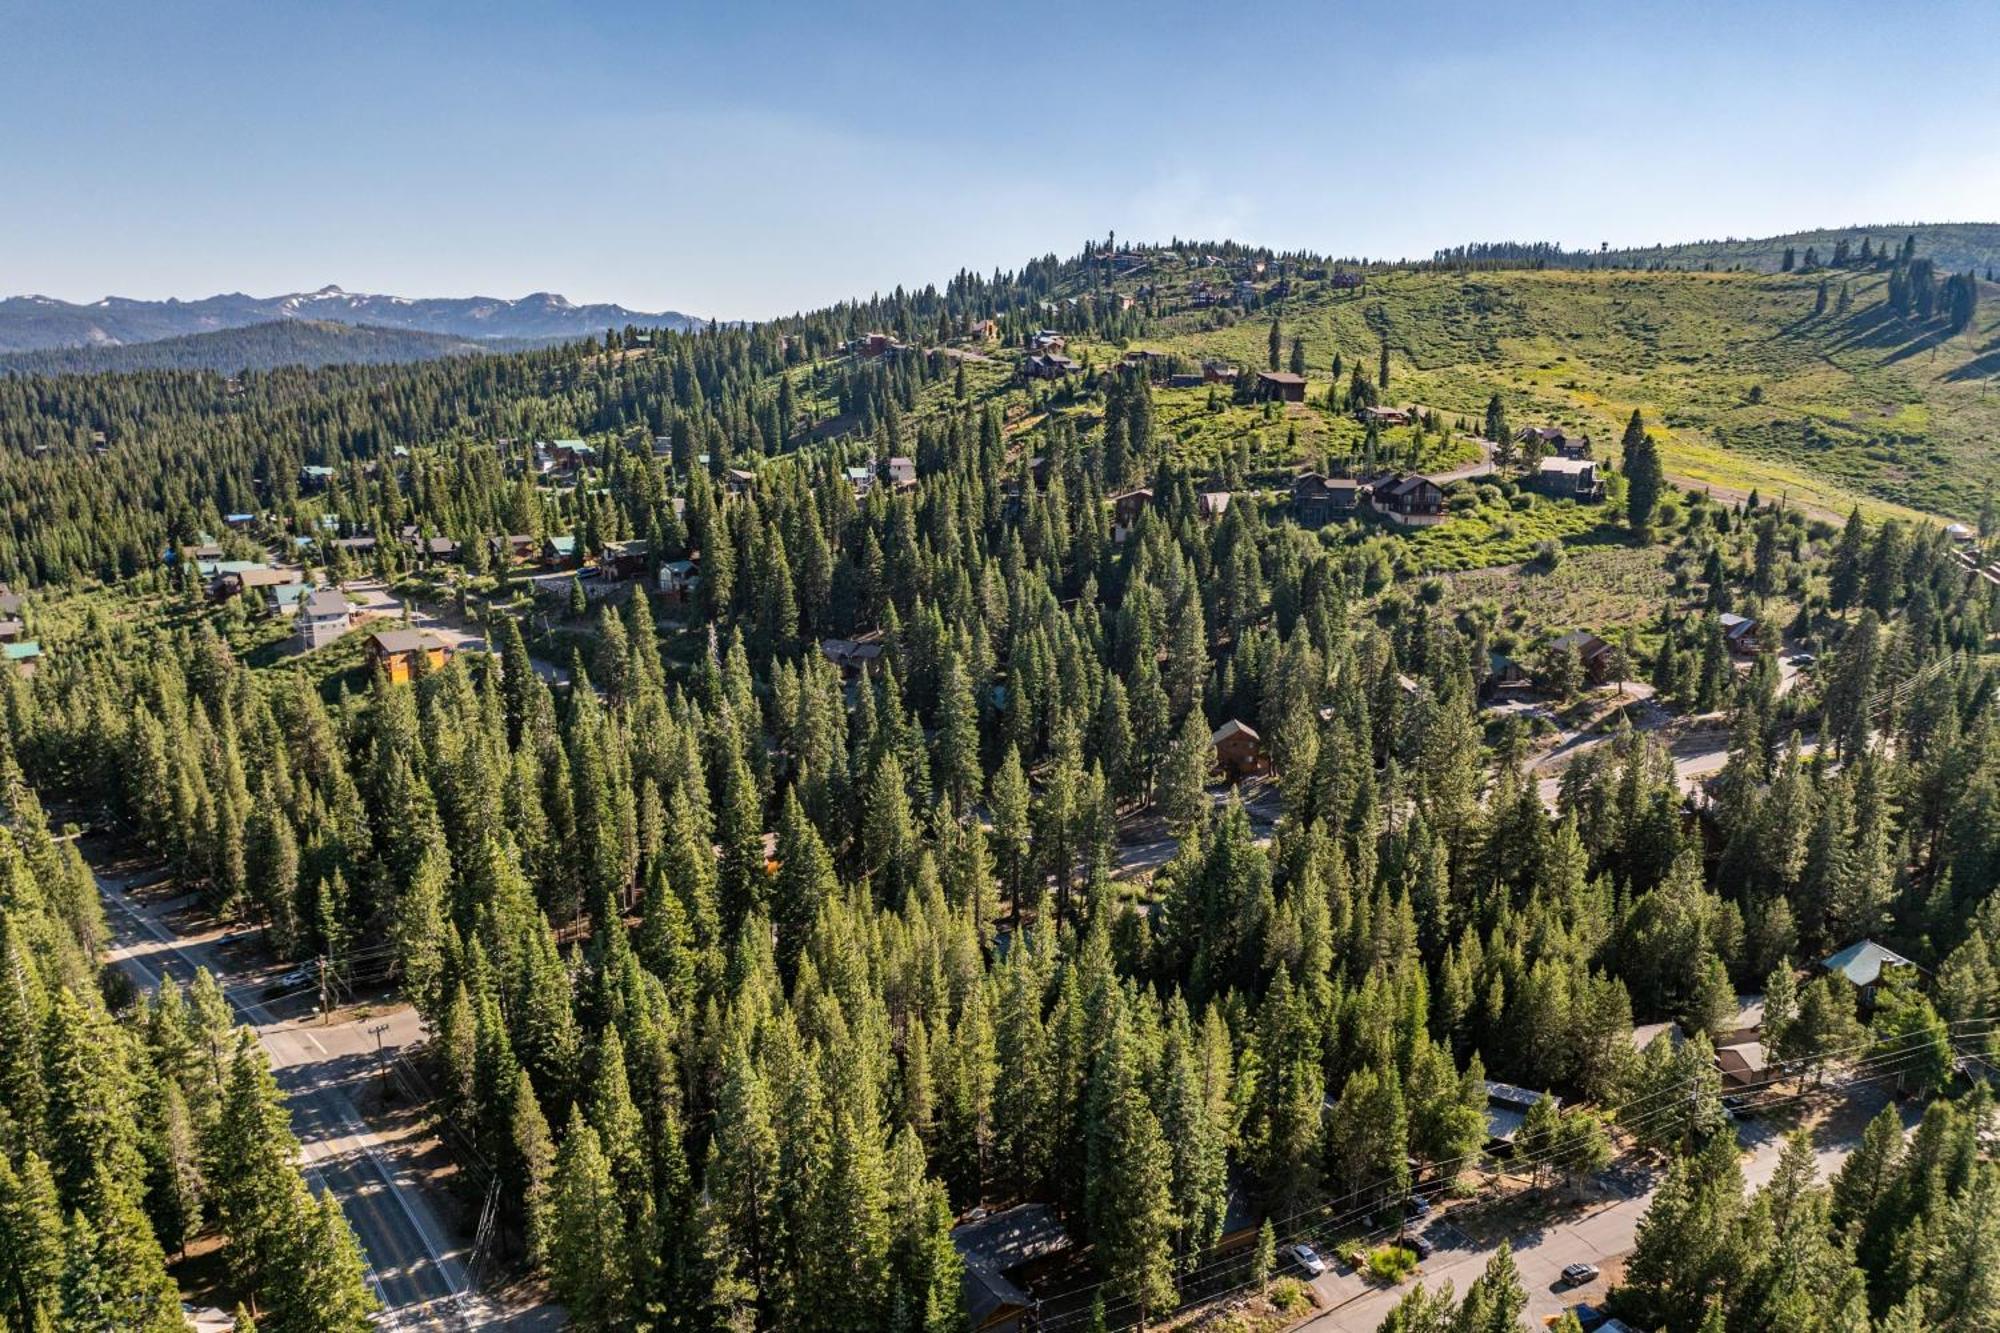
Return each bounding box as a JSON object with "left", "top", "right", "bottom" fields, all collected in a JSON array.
[
  {"left": 1562, "top": 1262, "right": 1601, "bottom": 1286},
  {"left": 1286, "top": 1242, "right": 1326, "bottom": 1277},
  {"left": 1405, "top": 1233, "right": 1434, "bottom": 1259}
]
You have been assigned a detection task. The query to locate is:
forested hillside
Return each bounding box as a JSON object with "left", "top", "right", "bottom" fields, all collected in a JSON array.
[
  {"left": 0, "top": 776, "right": 379, "bottom": 1330},
  {"left": 0, "top": 319, "right": 515, "bottom": 376},
  {"left": 1, "top": 235, "right": 1998, "bottom": 1333}
]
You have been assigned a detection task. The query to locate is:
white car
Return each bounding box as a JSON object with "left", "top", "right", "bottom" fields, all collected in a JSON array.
[{"left": 1286, "top": 1242, "right": 1327, "bottom": 1277}]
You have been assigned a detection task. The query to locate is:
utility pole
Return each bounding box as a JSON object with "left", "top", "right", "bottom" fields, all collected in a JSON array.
[
  {"left": 368, "top": 1023, "right": 391, "bottom": 1096},
  {"left": 318, "top": 955, "right": 330, "bottom": 1024}
]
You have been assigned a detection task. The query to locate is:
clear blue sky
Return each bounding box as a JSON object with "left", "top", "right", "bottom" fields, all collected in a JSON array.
[{"left": 6, "top": 0, "right": 1997, "bottom": 319}]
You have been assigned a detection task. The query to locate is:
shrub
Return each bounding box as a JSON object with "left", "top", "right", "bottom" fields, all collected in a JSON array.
[
  {"left": 1367, "top": 1245, "right": 1419, "bottom": 1283},
  {"left": 1269, "top": 1277, "right": 1313, "bottom": 1313}
]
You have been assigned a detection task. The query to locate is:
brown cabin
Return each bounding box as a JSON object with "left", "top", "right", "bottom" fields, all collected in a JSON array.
[
  {"left": 490, "top": 534, "right": 537, "bottom": 564},
  {"left": 1211, "top": 718, "right": 1268, "bottom": 780},
  {"left": 1111, "top": 488, "right": 1154, "bottom": 527},
  {"left": 1548, "top": 631, "right": 1616, "bottom": 684},
  {"left": 366, "top": 629, "right": 451, "bottom": 685},
  {"left": 1370, "top": 473, "right": 1448, "bottom": 526},
  {"left": 1292, "top": 473, "right": 1364, "bottom": 527},
  {"left": 601, "top": 539, "right": 650, "bottom": 582},
  {"left": 1255, "top": 370, "right": 1307, "bottom": 402}
]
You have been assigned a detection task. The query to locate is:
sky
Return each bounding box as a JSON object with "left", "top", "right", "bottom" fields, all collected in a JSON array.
[{"left": 5, "top": 0, "right": 1998, "bottom": 320}]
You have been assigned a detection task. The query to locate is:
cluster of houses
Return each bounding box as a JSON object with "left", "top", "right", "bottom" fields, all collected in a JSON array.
[
  {"left": 1690, "top": 940, "right": 1919, "bottom": 1094},
  {"left": 1289, "top": 470, "right": 1449, "bottom": 529},
  {"left": 0, "top": 586, "right": 36, "bottom": 676},
  {"left": 843, "top": 456, "right": 919, "bottom": 498}
]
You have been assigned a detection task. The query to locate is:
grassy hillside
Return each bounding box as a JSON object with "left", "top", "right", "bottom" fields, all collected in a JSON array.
[
  {"left": 1107, "top": 262, "right": 2000, "bottom": 521},
  {"left": 0, "top": 318, "right": 523, "bottom": 375}
]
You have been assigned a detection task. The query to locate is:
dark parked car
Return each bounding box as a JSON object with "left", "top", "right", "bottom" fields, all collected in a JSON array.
[{"left": 1405, "top": 1233, "right": 1434, "bottom": 1259}]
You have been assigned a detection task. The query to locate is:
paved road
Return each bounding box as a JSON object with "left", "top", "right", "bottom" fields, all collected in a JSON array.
[
  {"left": 1298, "top": 1084, "right": 1908, "bottom": 1330},
  {"left": 93, "top": 860, "right": 495, "bottom": 1330},
  {"left": 1430, "top": 437, "right": 1497, "bottom": 485}
]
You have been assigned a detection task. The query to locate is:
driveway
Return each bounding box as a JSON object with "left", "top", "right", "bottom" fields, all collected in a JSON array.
[
  {"left": 1296, "top": 1084, "right": 1907, "bottom": 1330},
  {"left": 340, "top": 578, "right": 569, "bottom": 685}
]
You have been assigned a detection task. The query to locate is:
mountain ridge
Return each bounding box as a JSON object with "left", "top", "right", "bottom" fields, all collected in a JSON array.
[{"left": 0, "top": 284, "right": 706, "bottom": 352}]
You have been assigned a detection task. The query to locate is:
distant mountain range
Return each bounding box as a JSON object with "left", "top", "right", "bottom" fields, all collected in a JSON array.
[
  {"left": 0, "top": 284, "right": 705, "bottom": 354},
  {"left": 0, "top": 320, "right": 533, "bottom": 376}
]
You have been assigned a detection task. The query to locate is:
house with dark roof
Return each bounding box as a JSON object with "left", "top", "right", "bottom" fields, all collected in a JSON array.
[
  {"left": 1109, "top": 487, "right": 1154, "bottom": 543},
  {"left": 1292, "top": 473, "right": 1365, "bottom": 527},
  {"left": 1482, "top": 1080, "right": 1560, "bottom": 1151},
  {"left": 490, "top": 534, "right": 537, "bottom": 564},
  {"left": 1481, "top": 650, "right": 1532, "bottom": 699},
  {"left": 1719, "top": 613, "right": 1762, "bottom": 654},
  {"left": 821, "top": 635, "right": 886, "bottom": 679},
  {"left": 1020, "top": 353, "right": 1079, "bottom": 381},
  {"left": 1370, "top": 473, "right": 1449, "bottom": 527},
  {"left": 951, "top": 1205, "right": 1073, "bottom": 1333},
  {"left": 1520, "top": 425, "right": 1592, "bottom": 459},
  {"left": 601, "top": 539, "right": 650, "bottom": 582},
  {"left": 1359, "top": 405, "right": 1414, "bottom": 428},
  {"left": 1255, "top": 370, "right": 1307, "bottom": 402}
]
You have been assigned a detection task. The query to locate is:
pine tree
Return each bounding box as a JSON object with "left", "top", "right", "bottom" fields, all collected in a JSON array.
[
  {"left": 1157, "top": 709, "right": 1213, "bottom": 837},
  {"left": 0, "top": 1150, "right": 62, "bottom": 1331},
  {"left": 547, "top": 1111, "right": 632, "bottom": 1331},
  {"left": 266, "top": 1187, "right": 377, "bottom": 1333},
  {"left": 1622, "top": 413, "right": 1664, "bottom": 535},
  {"left": 1085, "top": 1014, "right": 1178, "bottom": 1326}
]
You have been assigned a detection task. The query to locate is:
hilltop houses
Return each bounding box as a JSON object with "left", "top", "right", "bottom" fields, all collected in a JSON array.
[
  {"left": 366, "top": 628, "right": 451, "bottom": 684},
  {"left": 1253, "top": 370, "right": 1307, "bottom": 403},
  {"left": 1530, "top": 456, "right": 1605, "bottom": 501},
  {"left": 1292, "top": 473, "right": 1364, "bottom": 526},
  {"left": 1020, "top": 352, "right": 1078, "bottom": 381},
  {"left": 1520, "top": 425, "right": 1593, "bottom": 459},
  {"left": 296, "top": 588, "right": 353, "bottom": 652},
  {"left": 1369, "top": 473, "right": 1448, "bottom": 526}
]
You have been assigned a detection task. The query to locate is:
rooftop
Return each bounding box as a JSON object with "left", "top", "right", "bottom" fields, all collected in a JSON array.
[{"left": 1822, "top": 940, "right": 1915, "bottom": 988}]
